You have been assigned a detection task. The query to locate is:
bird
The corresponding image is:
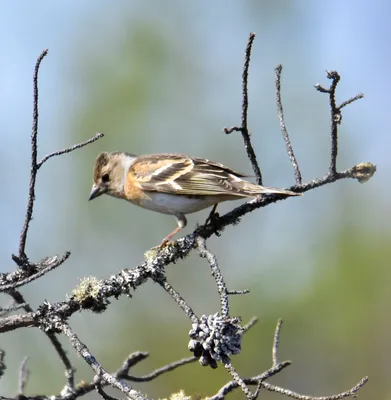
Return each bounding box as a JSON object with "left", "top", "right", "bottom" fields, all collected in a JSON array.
[{"left": 89, "top": 152, "right": 301, "bottom": 246}]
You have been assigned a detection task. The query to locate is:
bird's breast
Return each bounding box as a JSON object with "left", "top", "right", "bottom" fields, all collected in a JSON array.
[{"left": 137, "top": 192, "right": 218, "bottom": 215}]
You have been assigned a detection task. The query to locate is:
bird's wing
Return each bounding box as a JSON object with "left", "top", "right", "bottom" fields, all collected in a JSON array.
[{"left": 128, "top": 153, "right": 250, "bottom": 197}]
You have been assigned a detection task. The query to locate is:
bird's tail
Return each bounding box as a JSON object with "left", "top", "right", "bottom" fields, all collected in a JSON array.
[{"left": 238, "top": 181, "right": 302, "bottom": 197}]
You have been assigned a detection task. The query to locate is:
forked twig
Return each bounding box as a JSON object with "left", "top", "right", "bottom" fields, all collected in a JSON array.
[
  {"left": 315, "top": 71, "right": 364, "bottom": 176},
  {"left": 18, "top": 49, "right": 48, "bottom": 263},
  {"left": 59, "top": 322, "right": 145, "bottom": 400}
]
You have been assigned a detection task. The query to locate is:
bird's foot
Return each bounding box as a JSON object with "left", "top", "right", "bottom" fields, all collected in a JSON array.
[{"left": 205, "top": 204, "right": 219, "bottom": 226}]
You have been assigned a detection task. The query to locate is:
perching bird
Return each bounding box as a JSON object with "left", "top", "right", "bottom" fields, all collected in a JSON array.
[{"left": 89, "top": 152, "right": 301, "bottom": 246}]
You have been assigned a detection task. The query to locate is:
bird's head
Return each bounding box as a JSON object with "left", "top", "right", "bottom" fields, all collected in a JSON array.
[{"left": 89, "top": 152, "right": 134, "bottom": 201}]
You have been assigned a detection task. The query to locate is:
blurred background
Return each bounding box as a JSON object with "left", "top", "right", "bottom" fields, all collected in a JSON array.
[{"left": 0, "top": 1, "right": 389, "bottom": 399}]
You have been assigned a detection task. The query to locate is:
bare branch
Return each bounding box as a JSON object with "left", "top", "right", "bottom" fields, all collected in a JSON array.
[
  {"left": 37, "top": 133, "right": 104, "bottom": 169},
  {"left": 1, "top": 38, "right": 373, "bottom": 400},
  {"left": 209, "top": 361, "right": 291, "bottom": 400},
  {"left": 196, "top": 236, "right": 229, "bottom": 317},
  {"left": 224, "top": 33, "right": 263, "bottom": 186},
  {"left": 48, "top": 334, "right": 75, "bottom": 391},
  {"left": 275, "top": 65, "right": 302, "bottom": 184},
  {"left": 0, "top": 312, "right": 36, "bottom": 332},
  {"left": 65, "top": 352, "right": 195, "bottom": 399},
  {"left": 157, "top": 279, "right": 198, "bottom": 323},
  {"left": 242, "top": 317, "right": 258, "bottom": 333},
  {"left": 315, "top": 71, "right": 363, "bottom": 177},
  {"left": 326, "top": 70, "right": 340, "bottom": 176},
  {"left": 261, "top": 376, "right": 369, "bottom": 400},
  {"left": 2, "top": 252, "right": 70, "bottom": 292},
  {"left": 18, "top": 357, "right": 30, "bottom": 394},
  {"left": 272, "top": 319, "right": 283, "bottom": 366},
  {"left": 5, "top": 289, "right": 75, "bottom": 390},
  {"left": 18, "top": 49, "right": 48, "bottom": 263},
  {"left": 226, "top": 289, "right": 250, "bottom": 295},
  {"left": 209, "top": 316, "right": 368, "bottom": 400},
  {"left": 223, "top": 361, "right": 253, "bottom": 400},
  {"left": 0, "top": 350, "right": 6, "bottom": 379},
  {"left": 95, "top": 381, "right": 123, "bottom": 400},
  {"left": 116, "top": 352, "right": 149, "bottom": 376},
  {"left": 94, "top": 371, "right": 124, "bottom": 400},
  {"left": 0, "top": 302, "right": 28, "bottom": 316},
  {"left": 339, "top": 93, "right": 364, "bottom": 109},
  {"left": 123, "top": 356, "right": 196, "bottom": 382},
  {"left": 59, "top": 322, "right": 146, "bottom": 400}
]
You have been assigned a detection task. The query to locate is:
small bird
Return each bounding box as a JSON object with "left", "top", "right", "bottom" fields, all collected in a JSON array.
[{"left": 89, "top": 152, "right": 301, "bottom": 246}]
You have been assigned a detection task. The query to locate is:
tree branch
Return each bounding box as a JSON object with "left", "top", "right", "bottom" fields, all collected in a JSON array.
[
  {"left": 37, "top": 133, "right": 104, "bottom": 169},
  {"left": 0, "top": 37, "right": 374, "bottom": 400},
  {"left": 59, "top": 322, "right": 146, "bottom": 400},
  {"left": 18, "top": 49, "right": 48, "bottom": 263}
]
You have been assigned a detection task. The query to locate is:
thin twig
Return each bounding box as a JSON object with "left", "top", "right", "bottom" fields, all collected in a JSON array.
[
  {"left": 59, "top": 322, "right": 146, "bottom": 400},
  {"left": 16, "top": 48, "right": 103, "bottom": 264},
  {"left": 226, "top": 289, "right": 250, "bottom": 295},
  {"left": 37, "top": 133, "right": 104, "bottom": 169},
  {"left": 0, "top": 350, "right": 5, "bottom": 379},
  {"left": 48, "top": 334, "right": 76, "bottom": 390},
  {"left": 196, "top": 236, "right": 230, "bottom": 317},
  {"left": 157, "top": 279, "right": 198, "bottom": 323},
  {"left": 116, "top": 352, "right": 149, "bottom": 376},
  {"left": 18, "top": 49, "right": 48, "bottom": 262},
  {"left": 6, "top": 289, "right": 75, "bottom": 389},
  {"left": 208, "top": 361, "right": 291, "bottom": 400},
  {"left": 123, "top": 356, "right": 196, "bottom": 382},
  {"left": 95, "top": 372, "right": 123, "bottom": 400},
  {"left": 272, "top": 319, "right": 283, "bottom": 366},
  {"left": 241, "top": 34, "right": 254, "bottom": 133},
  {"left": 314, "top": 71, "right": 364, "bottom": 178},
  {"left": 256, "top": 361, "right": 292, "bottom": 382},
  {"left": 339, "top": 93, "right": 364, "bottom": 109},
  {"left": 1, "top": 252, "right": 70, "bottom": 292},
  {"left": 275, "top": 65, "right": 302, "bottom": 184},
  {"left": 327, "top": 70, "right": 340, "bottom": 176},
  {"left": 223, "top": 361, "right": 253, "bottom": 400},
  {"left": 0, "top": 302, "right": 28, "bottom": 315},
  {"left": 224, "top": 33, "right": 263, "bottom": 185},
  {"left": 18, "top": 357, "right": 30, "bottom": 394},
  {"left": 260, "top": 376, "right": 368, "bottom": 400},
  {"left": 65, "top": 353, "right": 195, "bottom": 399},
  {"left": 242, "top": 317, "right": 258, "bottom": 333}
]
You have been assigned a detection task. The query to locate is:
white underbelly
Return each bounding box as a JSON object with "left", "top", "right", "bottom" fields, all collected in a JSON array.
[{"left": 139, "top": 192, "right": 218, "bottom": 215}]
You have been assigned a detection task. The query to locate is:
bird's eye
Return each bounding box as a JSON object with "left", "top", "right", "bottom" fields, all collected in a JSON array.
[{"left": 102, "top": 173, "right": 110, "bottom": 183}]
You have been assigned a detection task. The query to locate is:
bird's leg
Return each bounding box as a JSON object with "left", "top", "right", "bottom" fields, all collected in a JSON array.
[
  {"left": 159, "top": 214, "right": 187, "bottom": 247},
  {"left": 205, "top": 204, "right": 219, "bottom": 225}
]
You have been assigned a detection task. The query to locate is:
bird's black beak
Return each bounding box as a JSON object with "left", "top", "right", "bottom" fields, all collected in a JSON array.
[{"left": 89, "top": 185, "right": 106, "bottom": 201}]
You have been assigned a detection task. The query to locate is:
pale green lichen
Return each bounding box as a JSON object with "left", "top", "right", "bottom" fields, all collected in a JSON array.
[
  {"left": 72, "top": 276, "right": 102, "bottom": 303},
  {"left": 160, "top": 390, "right": 192, "bottom": 400}
]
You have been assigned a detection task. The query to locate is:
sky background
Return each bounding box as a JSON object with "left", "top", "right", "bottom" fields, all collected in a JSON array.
[{"left": 0, "top": 1, "right": 390, "bottom": 399}]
